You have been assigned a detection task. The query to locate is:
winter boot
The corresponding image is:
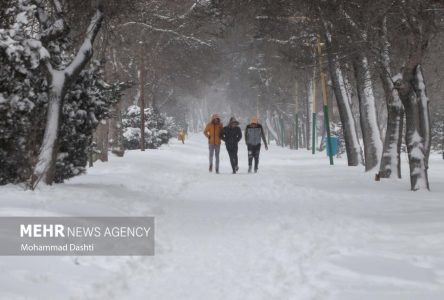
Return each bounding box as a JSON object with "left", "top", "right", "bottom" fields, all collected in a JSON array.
[{"left": 209, "top": 164, "right": 213, "bottom": 172}]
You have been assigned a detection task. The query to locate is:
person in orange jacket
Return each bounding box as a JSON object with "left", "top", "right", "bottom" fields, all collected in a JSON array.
[{"left": 203, "top": 113, "right": 223, "bottom": 173}]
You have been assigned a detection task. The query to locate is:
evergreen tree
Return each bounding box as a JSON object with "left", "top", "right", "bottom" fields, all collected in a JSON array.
[
  {"left": 54, "top": 61, "right": 123, "bottom": 183},
  {"left": 0, "top": 0, "right": 121, "bottom": 185},
  {"left": 0, "top": 0, "right": 48, "bottom": 184},
  {"left": 122, "top": 105, "right": 176, "bottom": 150}
]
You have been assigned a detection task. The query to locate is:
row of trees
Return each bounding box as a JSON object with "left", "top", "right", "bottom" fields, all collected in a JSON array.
[
  {"left": 1, "top": 0, "right": 215, "bottom": 187},
  {"left": 316, "top": 0, "right": 441, "bottom": 190},
  {"left": 195, "top": 0, "right": 443, "bottom": 191},
  {"left": 91, "top": 0, "right": 219, "bottom": 161},
  {"left": 1, "top": 0, "right": 442, "bottom": 191}
]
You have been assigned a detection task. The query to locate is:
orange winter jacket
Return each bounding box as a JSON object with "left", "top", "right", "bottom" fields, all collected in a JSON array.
[{"left": 204, "top": 122, "right": 223, "bottom": 145}]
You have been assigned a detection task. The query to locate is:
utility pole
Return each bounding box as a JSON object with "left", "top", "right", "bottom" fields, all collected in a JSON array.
[
  {"left": 139, "top": 41, "right": 145, "bottom": 152},
  {"left": 316, "top": 33, "right": 334, "bottom": 165},
  {"left": 280, "top": 116, "right": 285, "bottom": 148},
  {"left": 312, "top": 68, "right": 317, "bottom": 155},
  {"left": 294, "top": 81, "right": 299, "bottom": 150},
  {"left": 295, "top": 113, "right": 299, "bottom": 149},
  {"left": 305, "top": 81, "right": 311, "bottom": 151}
]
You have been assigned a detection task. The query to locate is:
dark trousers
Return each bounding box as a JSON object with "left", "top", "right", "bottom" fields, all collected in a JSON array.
[
  {"left": 226, "top": 146, "right": 238, "bottom": 171},
  {"left": 247, "top": 144, "right": 261, "bottom": 170}
]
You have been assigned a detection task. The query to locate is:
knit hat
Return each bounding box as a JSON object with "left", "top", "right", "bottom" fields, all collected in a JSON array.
[{"left": 250, "top": 116, "right": 257, "bottom": 124}]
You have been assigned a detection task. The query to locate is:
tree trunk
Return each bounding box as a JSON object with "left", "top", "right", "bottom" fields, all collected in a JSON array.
[
  {"left": 416, "top": 66, "right": 431, "bottom": 166},
  {"left": 32, "top": 9, "right": 104, "bottom": 187},
  {"left": 266, "top": 110, "right": 279, "bottom": 143},
  {"left": 328, "top": 10, "right": 381, "bottom": 169},
  {"left": 378, "top": 77, "right": 403, "bottom": 179},
  {"left": 333, "top": 61, "right": 363, "bottom": 166},
  {"left": 111, "top": 107, "right": 125, "bottom": 157},
  {"left": 323, "top": 28, "right": 362, "bottom": 166},
  {"left": 32, "top": 85, "right": 65, "bottom": 186},
  {"left": 353, "top": 54, "right": 383, "bottom": 171},
  {"left": 395, "top": 65, "right": 431, "bottom": 190},
  {"left": 299, "top": 122, "right": 305, "bottom": 148},
  {"left": 94, "top": 119, "right": 110, "bottom": 162},
  {"left": 378, "top": 17, "right": 404, "bottom": 179},
  {"left": 343, "top": 64, "right": 363, "bottom": 163}
]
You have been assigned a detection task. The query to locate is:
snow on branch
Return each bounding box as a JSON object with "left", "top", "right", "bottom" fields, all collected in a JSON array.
[
  {"left": 180, "top": 0, "right": 210, "bottom": 19},
  {"left": 340, "top": 8, "right": 368, "bottom": 41},
  {"left": 33, "top": 0, "right": 68, "bottom": 42},
  {"left": 120, "top": 22, "right": 212, "bottom": 47},
  {"left": 266, "top": 34, "right": 314, "bottom": 46},
  {"left": 180, "top": 2, "right": 197, "bottom": 19},
  {"left": 65, "top": 9, "right": 104, "bottom": 79},
  {"left": 34, "top": 0, "right": 50, "bottom": 27},
  {"left": 266, "top": 37, "right": 294, "bottom": 45}
]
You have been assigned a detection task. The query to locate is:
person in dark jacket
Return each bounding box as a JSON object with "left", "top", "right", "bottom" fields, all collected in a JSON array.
[
  {"left": 220, "top": 117, "right": 243, "bottom": 174},
  {"left": 245, "top": 116, "right": 268, "bottom": 173}
]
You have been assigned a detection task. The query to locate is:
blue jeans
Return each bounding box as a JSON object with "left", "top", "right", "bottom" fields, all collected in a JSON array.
[{"left": 209, "top": 144, "right": 220, "bottom": 169}]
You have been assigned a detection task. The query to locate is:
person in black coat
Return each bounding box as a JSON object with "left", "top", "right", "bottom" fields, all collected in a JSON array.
[{"left": 220, "top": 117, "right": 242, "bottom": 174}]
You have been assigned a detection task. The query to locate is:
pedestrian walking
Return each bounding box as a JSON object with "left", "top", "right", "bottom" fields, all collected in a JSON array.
[
  {"left": 177, "top": 129, "right": 186, "bottom": 144},
  {"left": 203, "top": 113, "right": 223, "bottom": 173},
  {"left": 245, "top": 116, "right": 268, "bottom": 173},
  {"left": 220, "top": 117, "right": 242, "bottom": 174}
]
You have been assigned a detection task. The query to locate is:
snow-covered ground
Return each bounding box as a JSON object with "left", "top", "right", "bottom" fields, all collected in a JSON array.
[{"left": 1, "top": 134, "right": 444, "bottom": 300}]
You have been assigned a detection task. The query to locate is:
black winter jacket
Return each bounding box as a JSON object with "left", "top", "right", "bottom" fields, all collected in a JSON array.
[{"left": 220, "top": 126, "right": 242, "bottom": 149}]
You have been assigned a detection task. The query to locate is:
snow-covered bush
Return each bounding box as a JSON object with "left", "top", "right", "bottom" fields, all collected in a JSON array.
[
  {"left": 0, "top": 0, "right": 49, "bottom": 184},
  {"left": 0, "top": 1, "right": 122, "bottom": 185},
  {"left": 122, "top": 105, "right": 174, "bottom": 149},
  {"left": 163, "top": 114, "right": 180, "bottom": 138},
  {"left": 54, "top": 61, "right": 122, "bottom": 183}
]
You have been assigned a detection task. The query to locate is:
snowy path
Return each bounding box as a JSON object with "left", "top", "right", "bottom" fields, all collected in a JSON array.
[{"left": 1, "top": 134, "right": 444, "bottom": 300}]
